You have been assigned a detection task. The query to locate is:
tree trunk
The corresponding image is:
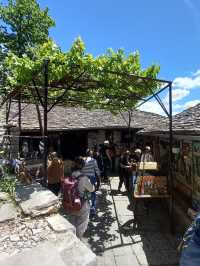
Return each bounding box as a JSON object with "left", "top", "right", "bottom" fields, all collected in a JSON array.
[
  {"left": 128, "top": 110, "right": 132, "bottom": 149},
  {"left": 30, "top": 88, "right": 43, "bottom": 135}
]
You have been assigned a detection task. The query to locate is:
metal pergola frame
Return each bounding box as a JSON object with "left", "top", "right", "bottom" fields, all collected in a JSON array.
[{"left": 1, "top": 60, "right": 174, "bottom": 232}]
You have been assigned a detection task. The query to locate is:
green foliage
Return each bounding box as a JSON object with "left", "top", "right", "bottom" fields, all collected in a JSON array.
[
  {"left": 0, "top": 177, "right": 16, "bottom": 197},
  {"left": 3, "top": 37, "right": 160, "bottom": 113},
  {"left": 0, "top": 0, "right": 55, "bottom": 56}
]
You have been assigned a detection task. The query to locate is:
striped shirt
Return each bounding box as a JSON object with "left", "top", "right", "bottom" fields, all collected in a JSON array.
[{"left": 82, "top": 156, "right": 100, "bottom": 177}]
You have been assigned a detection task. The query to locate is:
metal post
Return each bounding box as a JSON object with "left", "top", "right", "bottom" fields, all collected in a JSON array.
[
  {"left": 18, "top": 93, "right": 22, "bottom": 157},
  {"left": 169, "top": 82, "right": 174, "bottom": 233},
  {"left": 44, "top": 59, "right": 49, "bottom": 185},
  {"left": 18, "top": 93, "right": 21, "bottom": 133}
]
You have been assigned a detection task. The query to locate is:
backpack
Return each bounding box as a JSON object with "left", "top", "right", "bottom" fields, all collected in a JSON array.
[{"left": 62, "top": 175, "right": 84, "bottom": 212}]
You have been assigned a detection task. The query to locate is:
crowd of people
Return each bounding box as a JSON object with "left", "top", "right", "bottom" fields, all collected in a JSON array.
[{"left": 46, "top": 140, "right": 154, "bottom": 239}]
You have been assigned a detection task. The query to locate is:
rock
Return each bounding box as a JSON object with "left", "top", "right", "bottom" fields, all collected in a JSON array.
[
  {"left": 0, "top": 235, "right": 9, "bottom": 242},
  {"left": 0, "top": 252, "right": 9, "bottom": 262},
  {"left": 31, "top": 236, "right": 40, "bottom": 242},
  {"left": 1, "top": 242, "right": 66, "bottom": 266},
  {"left": 15, "top": 183, "right": 60, "bottom": 217},
  {"left": 31, "top": 228, "right": 41, "bottom": 235},
  {"left": 46, "top": 214, "right": 76, "bottom": 234},
  {"left": 17, "top": 242, "right": 24, "bottom": 249},
  {"left": 1, "top": 234, "right": 97, "bottom": 266},
  {"left": 57, "top": 232, "right": 97, "bottom": 266},
  {"left": 10, "top": 235, "right": 20, "bottom": 242},
  {"left": 0, "top": 203, "right": 18, "bottom": 223},
  {"left": 0, "top": 192, "right": 10, "bottom": 202}
]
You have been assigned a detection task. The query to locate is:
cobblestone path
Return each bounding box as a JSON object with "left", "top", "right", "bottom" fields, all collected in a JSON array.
[{"left": 83, "top": 176, "right": 179, "bottom": 266}]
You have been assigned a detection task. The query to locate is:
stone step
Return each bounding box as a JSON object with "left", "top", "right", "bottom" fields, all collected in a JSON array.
[
  {"left": 0, "top": 202, "right": 19, "bottom": 223},
  {"left": 15, "top": 182, "right": 60, "bottom": 217},
  {"left": 0, "top": 232, "right": 97, "bottom": 266}
]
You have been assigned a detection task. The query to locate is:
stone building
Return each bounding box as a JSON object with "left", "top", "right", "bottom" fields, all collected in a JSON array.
[
  {"left": 3, "top": 102, "right": 166, "bottom": 159},
  {"left": 140, "top": 103, "right": 200, "bottom": 230}
]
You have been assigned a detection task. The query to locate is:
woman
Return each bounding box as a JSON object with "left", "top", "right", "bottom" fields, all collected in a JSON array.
[
  {"left": 67, "top": 157, "right": 94, "bottom": 238},
  {"left": 47, "top": 152, "right": 64, "bottom": 196}
]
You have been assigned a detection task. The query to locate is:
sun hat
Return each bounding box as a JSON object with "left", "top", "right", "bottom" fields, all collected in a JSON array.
[{"left": 135, "top": 148, "right": 142, "bottom": 154}]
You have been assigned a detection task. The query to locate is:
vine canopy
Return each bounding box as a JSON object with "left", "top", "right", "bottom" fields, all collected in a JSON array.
[{"left": 1, "top": 37, "right": 162, "bottom": 113}]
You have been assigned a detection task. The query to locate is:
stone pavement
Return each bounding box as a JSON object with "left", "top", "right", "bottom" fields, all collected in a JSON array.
[
  {"left": 0, "top": 183, "right": 96, "bottom": 266},
  {"left": 83, "top": 176, "right": 179, "bottom": 266}
]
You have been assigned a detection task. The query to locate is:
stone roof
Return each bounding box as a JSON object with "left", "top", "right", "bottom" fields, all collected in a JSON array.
[
  {"left": 8, "top": 103, "right": 166, "bottom": 132},
  {"left": 172, "top": 103, "right": 200, "bottom": 133},
  {"left": 140, "top": 103, "right": 200, "bottom": 135}
]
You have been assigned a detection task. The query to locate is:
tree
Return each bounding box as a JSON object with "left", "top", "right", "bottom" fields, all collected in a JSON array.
[
  {"left": 0, "top": 0, "right": 55, "bottom": 133},
  {"left": 0, "top": 0, "right": 55, "bottom": 57},
  {"left": 2, "top": 38, "right": 160, "bottom": 136}
]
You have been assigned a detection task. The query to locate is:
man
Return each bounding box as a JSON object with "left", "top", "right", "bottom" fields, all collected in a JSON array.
[
  {"left": 82, "top": 149, "right": 100, "bottom": 215},
  {"left": 119, "top": 150, "right": 132, "bottom": 192},
  {"left": 100, "top": 140, "right": 112, "bottom": 182},
  {"left": 140, "top": 146, "right": 154, "bottom": 162}
]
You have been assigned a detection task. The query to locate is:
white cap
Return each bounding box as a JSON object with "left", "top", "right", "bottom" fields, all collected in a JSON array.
[
  {"left": 135, "top": 149, "right": 141, "bottom": 154},
  {"left": 104, "top": 140, "right": 109, "bottom": 145}
]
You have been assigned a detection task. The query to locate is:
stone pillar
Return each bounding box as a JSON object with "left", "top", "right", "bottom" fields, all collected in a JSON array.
[
  {"left": 96, "top": 130, "right": 105, "bottom": 145},
  {"left": 113, "top": 130, "right": 121, "bottom": 144},
  {"left": 9, "top": 127, "right": 20, "bottom": 159},
  {"left": 87, "top": 130, "right": 106, "bottom": 149},
  {"left": 87, "top": 131, "right": 98, "bottom": 149},
  {"left": 0, "top": 102, "right": 7, "bottom": 144}
]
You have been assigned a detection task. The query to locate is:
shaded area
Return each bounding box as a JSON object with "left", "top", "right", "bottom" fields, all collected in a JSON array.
[{"left": 83, "top": 177, "right": 179, "bottom": 266}]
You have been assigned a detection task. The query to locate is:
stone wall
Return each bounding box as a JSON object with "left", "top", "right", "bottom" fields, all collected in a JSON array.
[
  {"left": 88, "top": 129, "right": 121, "bottom": 149},
  {"left": 9, "top": 127, "right": 20, "bottom": 159},
  {"left": 0, "top": 103, "right": 6, "bottom": 144},
  {"left": 87, "top": 130, "right": 105, "bottom": 149},
  {"left": 113, "top": 130, "right": 121, "bottom": 144}
]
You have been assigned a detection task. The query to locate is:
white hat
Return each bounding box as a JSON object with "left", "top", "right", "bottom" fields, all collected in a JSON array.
[
  {"left": 104, "top": 140, "right": 109, "bottom": 145},
  {"left": 135, "top": 149, "right": 141, "bottom": 154}
]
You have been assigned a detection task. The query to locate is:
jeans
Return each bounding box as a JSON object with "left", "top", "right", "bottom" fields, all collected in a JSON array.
[
  {"left": 88, "top": 176, "right": 96, "bottom": 212},
  {"left": 180, "top": 239, "right": 200, "bottom": 266}
]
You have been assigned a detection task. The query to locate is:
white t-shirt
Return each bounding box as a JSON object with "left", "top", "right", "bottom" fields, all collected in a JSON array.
[{"left": 72, "top": 170, "right": 94, "bottom": 196}]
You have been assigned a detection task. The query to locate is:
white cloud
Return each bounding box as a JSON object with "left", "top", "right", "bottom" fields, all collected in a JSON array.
[
  {"left": 138, "top": 101, "right": 165, "bottom": 116},
  {"left": 172, "top": 89, "right": 190, "bottom": 102},
  {"left": 164, "top": 89, "right": 190, "bottom": 103},
  {"left": 192, "top": 69, "right": 200, "bottom": 76},
  {"left": 184, "top": 99, "right": 200, "bottom": 109},
  {"left": 171, "top": 99, "right": 200, "bottom": 115},
  {"left": 137, "top": 69, "right": 200, "bottom": 115},
  {"left": 173, "top": 75, "right": 200, "bottom": 90}
]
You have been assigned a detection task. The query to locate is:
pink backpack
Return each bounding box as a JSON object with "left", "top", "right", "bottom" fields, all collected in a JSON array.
[{"left": 62, "top": 175, "right": 83, "bottom": 212}]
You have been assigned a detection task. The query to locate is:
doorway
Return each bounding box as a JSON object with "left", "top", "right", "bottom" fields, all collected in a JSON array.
[{"left": 60, "top": 131, "right": 88, "bottom": 159}]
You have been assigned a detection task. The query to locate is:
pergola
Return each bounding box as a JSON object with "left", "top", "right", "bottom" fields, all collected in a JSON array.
[{"left": 0, "top": 60, "right": 174, "bottom": 231}]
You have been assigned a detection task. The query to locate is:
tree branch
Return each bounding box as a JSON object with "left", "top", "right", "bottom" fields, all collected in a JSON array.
[
  {"left": 32, "top": 79, "right": 44, "bottom": 107},
  {"left": 47, "top": 70, "right": 86, "bottom": 112}
]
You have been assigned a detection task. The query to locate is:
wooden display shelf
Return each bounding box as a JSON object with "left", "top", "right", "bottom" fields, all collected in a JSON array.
[
  {"left": 133, "top": 175, "right": 170, "bottom": 199},
  {"left": 134, "top": 192, "right": 171, "bottom": 199}
]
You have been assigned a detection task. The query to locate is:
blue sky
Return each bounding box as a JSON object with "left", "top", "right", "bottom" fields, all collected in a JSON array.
[{"left": 4, "top": 0, "right": 200, "bottom": 114}]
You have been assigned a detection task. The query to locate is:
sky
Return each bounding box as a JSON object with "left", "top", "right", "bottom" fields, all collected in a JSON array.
[{"left": 4, "top": 0, "right": 200, "bottom": 115}]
